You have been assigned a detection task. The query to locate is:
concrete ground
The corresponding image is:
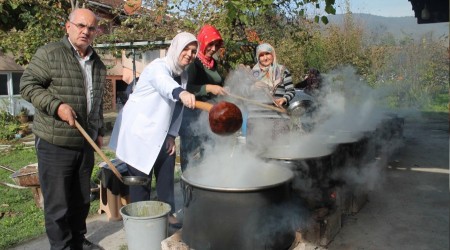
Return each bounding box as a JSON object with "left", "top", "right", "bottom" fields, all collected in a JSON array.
[
  {"left": 328, "top": 113, "right": 449, "bottom": 250},
  {"left": 10, "top": 112, "right": 449, "bottom": 250}
]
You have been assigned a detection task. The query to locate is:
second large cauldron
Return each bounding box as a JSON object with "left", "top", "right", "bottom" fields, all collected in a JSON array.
[
  {"left": 260, "top": 143, "right": 338, "bottom": 209},
  {"left": 181, "top": 164, "right": 295, "bottom": 250}
]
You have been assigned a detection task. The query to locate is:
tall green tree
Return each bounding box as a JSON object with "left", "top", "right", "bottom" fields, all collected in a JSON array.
[
  {"left": 0, "top": 0, "right": 70, "bottom": 65},
  {"left": 0, "top": 0, "right": 337, "bottom": 65}
]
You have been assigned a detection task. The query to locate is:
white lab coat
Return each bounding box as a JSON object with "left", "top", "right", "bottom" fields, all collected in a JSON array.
[{"left": 109, "top": 58, "right": 185, "bottom": 174}]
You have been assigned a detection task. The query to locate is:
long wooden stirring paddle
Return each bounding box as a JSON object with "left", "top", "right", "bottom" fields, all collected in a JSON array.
[{"left": 227, "top": 93, "right": 287, "bottom": 113}]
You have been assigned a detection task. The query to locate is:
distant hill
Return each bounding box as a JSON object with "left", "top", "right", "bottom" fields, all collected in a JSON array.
[{"left": 327, "top": 14, "right": 449, "bottom": 43}]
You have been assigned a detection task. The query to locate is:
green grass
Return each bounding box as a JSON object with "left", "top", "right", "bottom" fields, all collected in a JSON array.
[
  {"left": 0, "top": 145, "right": 114, "bottom": 249},
  {"left": 0, "top": 143, "right": 181, "bottom": 249},
  {"left": 0, "top": 145, "right": 45, "bottom": 249},
  {"left": 423, "top": 93, "right": 449, "bottom": 112}
]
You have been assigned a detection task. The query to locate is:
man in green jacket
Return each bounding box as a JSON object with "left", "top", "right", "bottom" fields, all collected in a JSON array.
[{"left": 20, "top": 8, "right": 106, "bottom": 250}]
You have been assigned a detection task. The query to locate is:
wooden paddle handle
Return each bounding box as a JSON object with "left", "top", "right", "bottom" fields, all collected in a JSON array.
[
  {"left": 74, "top": 120, "right": 123, "bottom": 182},
  {"left": 228, "top": 93, "right": 287, "bottom": 113},
  {"left": 195, "top": 101, "right": 213, "bottom": 112}
]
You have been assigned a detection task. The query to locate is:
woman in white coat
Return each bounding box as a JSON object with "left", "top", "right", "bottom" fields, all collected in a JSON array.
[{"left": 109, "top": 32, "right": 198, "bottom": 227}]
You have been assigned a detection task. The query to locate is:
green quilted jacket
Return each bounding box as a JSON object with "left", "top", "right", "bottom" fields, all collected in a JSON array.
[{"left": 20, "top": 36, "right": 106, "bottom": 148}]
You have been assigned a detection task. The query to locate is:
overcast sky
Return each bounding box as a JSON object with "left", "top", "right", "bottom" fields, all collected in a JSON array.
[{"left": 335, "top": 0, "right": 415, "bottom": 17}]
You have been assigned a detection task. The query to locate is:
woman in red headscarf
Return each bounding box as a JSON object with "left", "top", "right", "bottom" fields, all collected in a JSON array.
[{"left": 179, "top": 24, "right": 228, "bottom": 172}]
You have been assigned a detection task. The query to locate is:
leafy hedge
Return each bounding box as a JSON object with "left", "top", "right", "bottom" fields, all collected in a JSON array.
[{"left": 0, "top": 111, "right": 21, "bottom": 141}]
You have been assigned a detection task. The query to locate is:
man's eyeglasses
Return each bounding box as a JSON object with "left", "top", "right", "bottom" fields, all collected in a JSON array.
[{"left": 69, "top": 21, "right": 97, "bottom": 33}]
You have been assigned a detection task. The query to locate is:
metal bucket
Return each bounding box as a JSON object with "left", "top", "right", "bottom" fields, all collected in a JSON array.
[{"left": 120, "top": 201, "right": 171, "bottom": 250}]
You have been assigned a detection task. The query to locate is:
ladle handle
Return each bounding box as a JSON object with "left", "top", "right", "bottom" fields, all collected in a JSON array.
[
  {"left": 195, "top": 101, "right": 213, "bottom": 112},
  {"left": 228, "top": 93, "right": 287, "bottom": 113},
  {"left": 74, "top": 120, "right": 123, "bottom": 182}
]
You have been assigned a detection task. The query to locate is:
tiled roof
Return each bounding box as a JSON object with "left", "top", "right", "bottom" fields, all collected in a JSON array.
[{"left": 0, "top": 53, "right": 24, "bottom": 71}]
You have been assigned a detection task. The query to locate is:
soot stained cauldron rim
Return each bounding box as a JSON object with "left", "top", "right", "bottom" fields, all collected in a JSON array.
[{"left": 260, "top": 144, "right": 336, "bottom": 161}]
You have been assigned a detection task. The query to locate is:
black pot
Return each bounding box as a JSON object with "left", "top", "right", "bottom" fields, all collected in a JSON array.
[
  {"left": 260, "top": 144, "right": 337, "bottom": 209},
  {"left": 181, "top": 165, "right": 295, "bottom": 250}
]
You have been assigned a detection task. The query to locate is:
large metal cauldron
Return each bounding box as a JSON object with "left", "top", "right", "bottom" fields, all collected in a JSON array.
[
  {"left": 326, "top": 131, "right": 366, "bottom": 170},
  {"left": 261, "top": 143, "right": 337, "bottom": 209},
  {"left": 181, "top": 165, "right": 295, "bottom": 250}
]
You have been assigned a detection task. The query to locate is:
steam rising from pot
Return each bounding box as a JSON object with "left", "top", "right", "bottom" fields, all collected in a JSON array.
[{"left": 183, "top": 66, "right": 406, "bottom": 193}]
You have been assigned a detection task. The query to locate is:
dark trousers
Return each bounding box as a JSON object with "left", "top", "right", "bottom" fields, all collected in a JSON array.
[
  {"left": 35, "top": 137, "right": 94, "bottom": 250},
  {"left": 179, "top": 109, "right": 205, "bottom": 172},
  {"left": 127, "top": 136, "right": 176, "bottom": 214}
]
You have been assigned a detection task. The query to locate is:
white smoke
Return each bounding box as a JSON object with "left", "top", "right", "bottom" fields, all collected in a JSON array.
[{"left": 183, "top": 65, "right": 407, "bottom": 201}]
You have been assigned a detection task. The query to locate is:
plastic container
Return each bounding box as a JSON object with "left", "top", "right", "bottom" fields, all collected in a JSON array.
[{"left": 120, "top": 201, "right": 171, "bottom": 250}]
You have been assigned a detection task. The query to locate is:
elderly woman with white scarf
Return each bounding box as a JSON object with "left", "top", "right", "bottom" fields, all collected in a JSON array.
[
  {"left": 251, "top": 43, "right": 295, "bottom": 107},
  {"left": 109, "top": 32, "right": 198, "bottom": 228}
]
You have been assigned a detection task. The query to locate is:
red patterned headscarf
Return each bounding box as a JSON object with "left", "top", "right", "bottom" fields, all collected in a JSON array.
[{"left": 197, "top": 24, "right": 223, "bottom": 69}]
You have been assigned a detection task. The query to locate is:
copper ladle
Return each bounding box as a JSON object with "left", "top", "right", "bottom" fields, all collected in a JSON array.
[{"left": 195, "top": 101, "right": 243, "bottom": 135}]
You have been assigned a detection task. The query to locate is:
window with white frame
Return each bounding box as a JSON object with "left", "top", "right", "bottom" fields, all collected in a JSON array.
[
  {"left": 12, "top": 73, "right": 22, "bottom": 95},
  {"left": 0, "top": 72, "right": 23, "bottom": 96}
]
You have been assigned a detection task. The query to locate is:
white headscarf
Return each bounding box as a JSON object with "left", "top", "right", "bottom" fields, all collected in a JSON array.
[
  {"left": 252, "top": 43, "right": 283, "bottom": 89},
  {"left": 165, "top": 32, "right": 198, "bottom": 76}
]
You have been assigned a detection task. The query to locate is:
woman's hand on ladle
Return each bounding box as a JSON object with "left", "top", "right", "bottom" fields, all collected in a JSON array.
[
  {"left": 206, "top": 84, "right": 228, "bottom": 96},
  {"left": 179, "top": 90, "right": 196, "bottom": 109},
  {"left": 274, "top": 97, "right": 287, "bottom": 107}
]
